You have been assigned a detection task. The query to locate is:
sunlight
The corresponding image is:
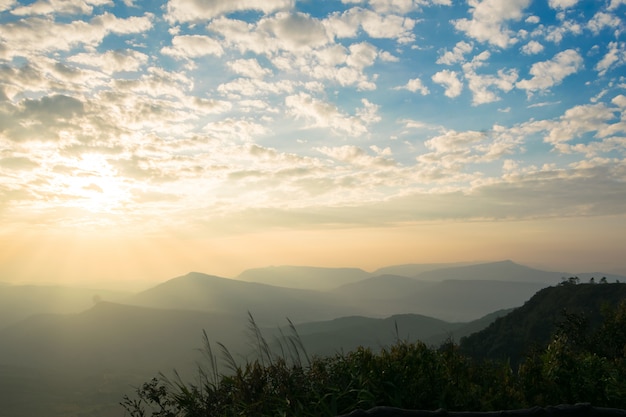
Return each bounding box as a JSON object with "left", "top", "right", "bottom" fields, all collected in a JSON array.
[{"left": 61, "top": 153, "right": 130, "bottom": 214}]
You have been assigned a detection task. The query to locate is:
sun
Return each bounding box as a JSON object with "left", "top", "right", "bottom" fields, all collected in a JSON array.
[{"left": 60, "top": 153, "right": 131, "bottom": 215}]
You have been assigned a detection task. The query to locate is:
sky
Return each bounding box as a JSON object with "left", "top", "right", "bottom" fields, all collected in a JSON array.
[{"left": 1, "top": 0, "right": 626, "bottom": 288}]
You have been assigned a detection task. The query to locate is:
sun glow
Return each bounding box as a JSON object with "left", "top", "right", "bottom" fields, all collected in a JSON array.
[{"left": 59, "top": 153, "right": 131, "bottom": 214}]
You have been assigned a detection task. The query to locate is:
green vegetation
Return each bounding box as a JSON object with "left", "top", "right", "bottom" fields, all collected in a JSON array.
[{"left": 122, "top": 293, "right": 626, "bottom": 417}]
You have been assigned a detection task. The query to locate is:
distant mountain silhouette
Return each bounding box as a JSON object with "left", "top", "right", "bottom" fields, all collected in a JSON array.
[
  {"left": 459, "top": 282, "right": 626, "bottom": 365},
  {"left": 128, "top": 272, "right": 364, "bottom": 324},
  {"left": 332, "top": 274, "right": 434, "bottom": 300},
  {"left": 414, "top": 260, "right": 566, "bottom": 283},
  {"left": 236, "top": 265, "right": 371, "bottom": 290},
  {"left": 331, "top": 273, "right": 547, "bottom": 321},
  {"left": 371, "top": 262, "right": 477, "bottom": 277}
]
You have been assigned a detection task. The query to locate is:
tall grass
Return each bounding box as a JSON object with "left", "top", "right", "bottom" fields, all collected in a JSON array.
[{"left": 122, "top": 305, "right": 626, "bottom": 416}]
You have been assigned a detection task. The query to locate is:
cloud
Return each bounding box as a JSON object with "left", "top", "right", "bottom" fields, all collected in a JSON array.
[
  {"left": 587, "top": 11, "right": 622, "bottom": 34},
  {"left": 315, "top": 145, "right": 395, "bottom": 167},
  {"left": 516, "top": 49, "right": 583, "bottom": 93},
  {"left": 161, "top": 35, "right": 224, "bottom": 59},
  {"left": 69, "top": 49, "right": 148, "bottom": 74},
  {"left": 436, "top": 40, "right": 473, "bottom": 65},
  {"left": 0, "top": 12, "right": 153, "bottom": 57},
  {"left": 325, "top": 7, "right": 416, "bottom": 43},
  {"left": 595, "top": 42, "right": 626, "bottom": 76},
  {"left": 542, "top": 102, "right": 621, "bottom": 147},
  {"left": 542, "top": 20, "right": 582, "bottom": 43},
  {"left": 285, "top": 93, "right": 372, "bottom": 136},
  {"left": 165, "top": 0, "right": 294, "bottom": 23},
  {"left": 432, "top": 69, "right": 463, "bottom": 98},
  {"left": 453, "top": 0, "right": 531, "bottom": 48},
  {"left": 608, "top": 0, "right": 626, "bottom": 10},
  {"left": 520, "top": 40, "right": 544, "bottom": 55},
  {"left": 547, "top": 0, "right": 579, "bottom": 9},
  {"left": 396, "top": 78, "right": 430, "bottom": 95},
  {"left": 0, "top": 0, "right": 15, "bottom": 12},
  {"left": 227, "top": 59, "right": 272, "bottom": 79},
  {"left": 11, "top": 0, "right": 112, "bottom": 16}
]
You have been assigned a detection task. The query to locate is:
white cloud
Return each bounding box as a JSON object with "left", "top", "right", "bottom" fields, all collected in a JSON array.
[
  {"left": 346, "top": 42, "right": 378, "bottom": 68},
  {"left": 520, "top": 40, "right": 544, "bottom": 55},
  {"left": 379, "top": 50, "right": 399, "bottom": 62},
  {"left": 464, "top": 67, "right": 519, "bottom": 105},
  {"left": 525, "top": 15, "right": 540, "bottom": 24},
  {"left": 596, "top": 42, "right": 626, "bottom": 76},
  {"left": 432, "top": 70, "right": 463, "bottom": 98},
  {"left": 0, "top": 13, "right": 152, "bottom": 57},
  {"left": 608, "top": 0, "right": 626, "bottom": 10},
  {"left": 325, "top": 8, "right": 416, "bottom": 43},
  {"left": 69, "top": 49, "right": 148, "bottom": 74},
  {"left": 161, "top": 35, "right": 224, "bottom": 59},
  {"left": 165, "top": 0, "right": 294, "bottom": 23},
  {"left": 11, "top": 0, "right": 112, "bottom": 16},
  {"left": 547, "top": 0, "right": 579, "bottom": 9},
  {"left": 285, "top": 93, "right": 369, "bottom": 136},
  {"left": 453, "top": 0, "right": 531, "bottom": 48},
  {"left": 543, "top": 103, "right": 618, "bottom": 147},
  {"left": 217, "top": 78, "right": 295, "bottom": 97},
  {"left": 516, "top": 49, "right": 583, "bottom": 93},
  {"left": 316, "top": 145, "right": 394, "bottom": 167},
  {"left": 227, "top": 59, "right": 272, "bottom": 79},
  {"left": 0, "top": 0, "right": 15, "bottom": 12},
  {"left": 260, "top": 12, "right": 330, "bottom": 50},
  {"left": 587, "top": 12, "right": 622, "bottom": 34},
  {"left": 436, "top": 40, "right": 473, "bottom": 65},
  {"left": 396, "top": 78, "right": 430, "bottom": 95},
  {"left": 543, "top": 20, "right": 582, "bottom": 43}
]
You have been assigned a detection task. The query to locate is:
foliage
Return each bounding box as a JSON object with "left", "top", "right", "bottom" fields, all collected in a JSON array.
[{"left": 122, "top": 299, "right": 626, "bottom": 417}]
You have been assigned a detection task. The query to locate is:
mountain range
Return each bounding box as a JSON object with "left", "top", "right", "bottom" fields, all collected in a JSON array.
[{"left": 0, "top": 260, "right": 624, "bottom": 417}]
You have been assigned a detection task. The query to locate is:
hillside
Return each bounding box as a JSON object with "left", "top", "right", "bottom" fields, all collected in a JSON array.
[
  {"left": 236, "top": 265, "right": 371, "bottom": 290},
  {"left": 415, "top": 260, "right": 565, "bottom": 283},
  {"left": 128, "top": 272, "right": 364, "bottom": 324},
  {"left": 268, "top": 310, "right": 512, "bottom": 357},
  {"left": 459, "top": 282, "right": 626, "bottom": 365}
]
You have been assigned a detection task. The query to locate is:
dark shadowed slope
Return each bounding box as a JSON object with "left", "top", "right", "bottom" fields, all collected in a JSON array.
[
  {"left": 266, "top": 310, "right": 512, "bottom": 357},
  {"left": 415, "top": 260, "right": 566, "bottom": 283},
  {"left": 127, "top": 272, "right": 365, "bottom": 324},
  {"left": 236, "top": 265, "right": 372, "bottom": 290},
  {"left": 459, "top": 282, "right": 626, "bottom": 365}
]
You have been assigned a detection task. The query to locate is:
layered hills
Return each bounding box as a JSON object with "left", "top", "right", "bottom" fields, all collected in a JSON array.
[{"left": 0, "top": 260, "right": 624, "bottom": 417}]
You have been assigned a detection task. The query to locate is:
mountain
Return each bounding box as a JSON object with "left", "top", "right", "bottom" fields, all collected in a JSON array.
[
  {"left": 236, "top": 265, "right": 371, "bottom": 290},
  {"left": 414, "top": 260, "right": 566, "bottom": 283},
  {"left": 459, "top": 282, "right": 626, "bottom": 365},
  {"left": 332, "top": 274, "right": 434, "bottom": 300},
  {"left": 266, "top": 310, "right": 512, "bottom": 357},
  {"left": 0, "top": 283, "right": 130, "bottom": 329},
  {"left": 128, "top": 272, "right": 364, "bottom": 324},
  {"left": 371, "top": 262, "right": 477, "bottom": 277},
  {"left": 332, "top": 275, "right": 547, "bottom": 321}
]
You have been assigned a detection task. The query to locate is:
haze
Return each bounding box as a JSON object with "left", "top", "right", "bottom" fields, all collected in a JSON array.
[{"left": 1, "top": 0, "right": 626, "bottom": 290}]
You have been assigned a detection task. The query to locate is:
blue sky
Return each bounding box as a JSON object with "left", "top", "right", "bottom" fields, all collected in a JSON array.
[{"left": 1, "top": 0, "right": 625, "bottom": 286}]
